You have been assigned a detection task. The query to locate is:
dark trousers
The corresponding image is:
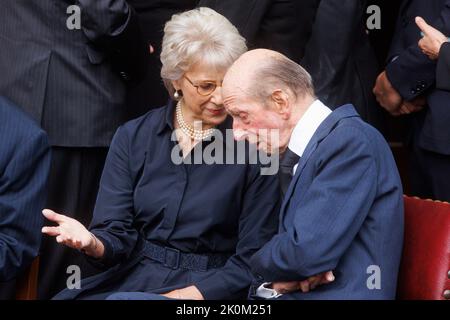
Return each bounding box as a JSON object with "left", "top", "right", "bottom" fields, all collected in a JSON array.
[
  {"left": 409, "top": 140, "right": 450, "bottom": 202},
  {"left": 37, "top": 147, "right": 108, "bottom": 299}
]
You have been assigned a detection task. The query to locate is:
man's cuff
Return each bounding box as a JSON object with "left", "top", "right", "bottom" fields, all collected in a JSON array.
[{"left": 255, "top": 283, "right": 283, "bottom": 299}]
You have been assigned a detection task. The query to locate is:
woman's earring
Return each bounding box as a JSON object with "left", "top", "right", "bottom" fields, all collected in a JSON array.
[{"left": 174, "top": 90, "right": 182, "bottom": 101}]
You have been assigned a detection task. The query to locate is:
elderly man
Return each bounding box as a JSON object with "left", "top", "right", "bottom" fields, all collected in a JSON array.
[
  {"left": 0, "top": 97, "right": 51, "bottom": 299},
  {"left": 222, "top": 49, "right": 404, "bottom": 300}
]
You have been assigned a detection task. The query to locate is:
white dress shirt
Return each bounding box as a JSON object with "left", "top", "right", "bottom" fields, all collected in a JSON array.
[{"left": 288, "top": 99, "right": 332, "bottom": 174}]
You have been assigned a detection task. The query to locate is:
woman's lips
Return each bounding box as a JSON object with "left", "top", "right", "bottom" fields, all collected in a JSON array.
[{"left": 207, "top": 108, "right": 225, "bottom": 116}]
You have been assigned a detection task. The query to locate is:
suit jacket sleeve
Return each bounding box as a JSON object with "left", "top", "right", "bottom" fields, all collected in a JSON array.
[
  {"left": 436, "top": 42, "right": 450, "bottom": 90},
  {"left": 0, "top": 129, "right": 50, "bottom": 281},
  {"left": 197, "top": 0, "right": 272, "bottom": 45},
  {"left": 302, "top": 0, "right": 367, "bottom": 101},
  {"left": 195, "top": 163, "right": 280, "bottom": 299},
  {"left": 250, "top": 126, "right": 378, "bottom": 282},
  {"left": 77, "top": 0, "right": 147, "bottom": 83},
  {"left": 385, "top": 0, "right": 450, "bottom": 100}
]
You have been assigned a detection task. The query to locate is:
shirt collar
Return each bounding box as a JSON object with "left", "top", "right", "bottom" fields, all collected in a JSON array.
[
  {"left": 156, "top": 99, "right": 176, "bottom": 135},
  {"left": 288, "top": 99, "right": 332, "bottom": 157}
]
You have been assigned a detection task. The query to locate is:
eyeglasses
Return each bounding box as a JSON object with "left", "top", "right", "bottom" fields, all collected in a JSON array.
[{"left": 184, "top": 75, "right": 222, "bottom": 96}]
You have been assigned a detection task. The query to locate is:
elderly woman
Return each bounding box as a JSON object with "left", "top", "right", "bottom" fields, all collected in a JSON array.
[{"left": 42, "top": 8, "right": 280, "bottom": 300}]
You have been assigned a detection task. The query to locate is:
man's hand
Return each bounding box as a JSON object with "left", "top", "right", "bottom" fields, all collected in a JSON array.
[
  {"left": 373, "top": 71, "right": 403, "bottom": 116},
  {"left": 272, "top": 271, "right": 335, "bottom": 294},
  {"left": 161, "top": 285, "right": 204, "bottom": 300},
  {"left": 416, "top": 16, "right": 449, "bottom": 60}
]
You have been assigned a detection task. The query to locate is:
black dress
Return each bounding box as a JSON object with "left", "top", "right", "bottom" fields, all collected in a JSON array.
[{"left": 54, "top": 101, "right": 280, "bottom": 300}]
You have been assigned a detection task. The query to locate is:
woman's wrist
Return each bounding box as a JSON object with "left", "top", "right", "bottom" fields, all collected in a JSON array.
[{"left": 82, "top": 232, "right": 104, "bottom": 258}]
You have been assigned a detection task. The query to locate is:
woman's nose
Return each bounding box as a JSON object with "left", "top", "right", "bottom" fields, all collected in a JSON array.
[{"left": 210, "top": 86, "right": 223, "bottom": 105}]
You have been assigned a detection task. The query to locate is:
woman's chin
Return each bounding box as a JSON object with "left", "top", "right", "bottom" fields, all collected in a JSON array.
[{"left": 203, "top": 114, "right": 227, "bottom": 127}]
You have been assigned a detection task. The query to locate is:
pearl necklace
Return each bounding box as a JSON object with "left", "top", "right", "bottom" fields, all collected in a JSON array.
[{"left": 175, "top": 100, "right": 215, "bottom": 141}]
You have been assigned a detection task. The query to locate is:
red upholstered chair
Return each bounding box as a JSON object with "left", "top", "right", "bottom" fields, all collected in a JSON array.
[{"left": 397, "top": 196, "right": 450, "bottom": 300}]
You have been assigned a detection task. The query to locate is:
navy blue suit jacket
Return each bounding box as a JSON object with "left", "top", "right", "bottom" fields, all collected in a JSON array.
[
  {"left": 0, "top": 97, "right": 51, "bottom": 298},
  {"left": 250, "top": 105, "right": 404, "bottom": 299},
  {"left": 386, "top": 0, "right": 450, "bottom": 155}
]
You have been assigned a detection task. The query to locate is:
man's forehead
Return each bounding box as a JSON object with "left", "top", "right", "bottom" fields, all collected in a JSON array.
[{"left": 222, "top": 86, "right": 248, "bottom": 108}]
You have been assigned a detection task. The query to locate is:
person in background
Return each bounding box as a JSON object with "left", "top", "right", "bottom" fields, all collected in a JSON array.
[
  {"left": 0, "top": 97, "right": 51, "bottom": 299},
  {"left": 301, "top": 0, "right": 385, "bottom": 132},
  {"left": 202, "top": 0, "right": 383, "bottom": 132},
  {"left": 416, "top": 16, "right": 450, "bottom": 90},
  {"left": 373, "top": 0, "right": 450, "bottom": 202},
  {"left": 198, "top": 0, "right": 319, "bottom": 64},
  {"left": 0, "top": 0, "right": 147, "bottom": 299},
  {"left": 126, "top": 0, "right": 199, "bottom": 119}
]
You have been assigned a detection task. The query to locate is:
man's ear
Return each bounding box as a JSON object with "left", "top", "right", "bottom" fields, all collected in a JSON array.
[{"left": 271, "top": 89, "right": 290, "bottom": 119}]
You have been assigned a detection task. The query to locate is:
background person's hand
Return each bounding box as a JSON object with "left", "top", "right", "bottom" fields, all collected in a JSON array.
[
  {"left": 416, "top": 16, "right": 449, "bottom": 60},
  {"left": 42, "top": 209, "right": 93, "bottom": 251},
  {"left": 373, "top": 71, "right": 403, "bottom": 116}
]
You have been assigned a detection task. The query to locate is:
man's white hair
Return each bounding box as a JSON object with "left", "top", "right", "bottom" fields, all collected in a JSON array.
[{"left": 160, "top": 7, "right": 247, "bottom": 96}]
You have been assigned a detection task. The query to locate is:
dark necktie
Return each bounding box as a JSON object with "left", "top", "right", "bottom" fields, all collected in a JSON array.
[{"left": 279, "top": 147, "right": 301, "bottom": 197}]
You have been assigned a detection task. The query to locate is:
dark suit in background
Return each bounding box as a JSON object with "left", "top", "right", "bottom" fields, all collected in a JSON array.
[
  {"left": 0, "top": 97, "right": 51, "bottom": 299},
  {"left": 199, "top": 0, "right": 319, "bottom": 64},
  {"left": 0, "top": 0, "right": 146, "bottom": 298},
  {"left": 385, "top": 0, "right": 450, "bottom": 201},
  {"left": 436, "top": 42, "right": 450, "bottom": 90},
  {"left": 200, "top": 0, "right": 383, "bottom": 131},
  {"left": 126, "top": 0, "right": 199, "bottom": 120},
  {"left": 124, "top": 0, "right": 319, "bottom": 118},
  {"left": 301, "top": 0, "right": 385, "bottom": 132}
]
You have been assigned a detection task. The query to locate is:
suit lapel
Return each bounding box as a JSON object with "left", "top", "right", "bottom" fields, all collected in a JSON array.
[
  {"left": 280, "top": 143, "right": 317, "bottom": 226},
  {"left": 278, "top": 104, "right": 360, "bottom": 221}
]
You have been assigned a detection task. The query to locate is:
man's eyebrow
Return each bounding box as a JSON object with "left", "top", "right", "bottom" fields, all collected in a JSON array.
[
  {"left": 223, "top": 94, "right": 237, "bottom": 106},
  {"left": 223, "top": 102, "right": 237, "bottom": 114}
]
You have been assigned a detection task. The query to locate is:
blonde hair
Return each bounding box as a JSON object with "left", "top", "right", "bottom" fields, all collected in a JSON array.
[{"left": 160, "top": 7, "right": 247, "bottom": 96}]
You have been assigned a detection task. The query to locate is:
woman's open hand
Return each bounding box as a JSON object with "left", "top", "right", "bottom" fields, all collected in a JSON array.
[{"left": 41, "top": 209, "right": 93, "bottom": 251}]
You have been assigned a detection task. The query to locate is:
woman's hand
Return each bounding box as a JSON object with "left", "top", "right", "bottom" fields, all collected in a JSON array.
[
  {"left": 161, "top": 286, "right": 204, "bottom": 300},
  {"left": 416, "top": 16, "right": 449, "bottom": 60},
  {"left": 41, "top": 209, "right": 104, "bottom": 258}
]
